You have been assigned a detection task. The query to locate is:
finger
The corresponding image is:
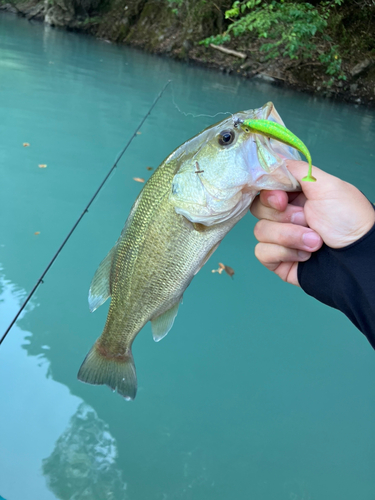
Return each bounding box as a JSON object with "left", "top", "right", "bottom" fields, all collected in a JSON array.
[
  {"left": 288, "top": 191, "right": 307, "bottom": 208},
  {"left": 254, "top": 243, "right": 300, "bottom": 286},
  {"left": 254, "top": 242, "right": 311, "bottom": 271},
  {"left": 273, "top": 262, "right": 299, "bottom": 286},
  {"left": 251, "top": 196, "right": 307, "bottom": 225},
  {"left": 254, "top": 220, "right": 323, "bottom": 251},
  {"left": 259, "top": 190, "right": 289, "bottom": 211},
  {"left": 285, "top": 160, "right": 341, "bottom": 199}
]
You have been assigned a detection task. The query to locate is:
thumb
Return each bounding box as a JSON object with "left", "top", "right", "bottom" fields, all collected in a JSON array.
[
  {"left": 285, "top": 160, "right": 340, "bottom": 200},
  {"left": 285, "top": 160, "right": 375, "bottom": 248}
]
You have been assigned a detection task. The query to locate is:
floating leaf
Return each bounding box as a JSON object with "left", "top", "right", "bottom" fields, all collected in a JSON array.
[
  {"left": 212, "top": 262, "right": 234, "bottom": 277},
  {"left": 146, "top": 167, "right": 153, "bottom": 171},
  {"left": 136, "top": 131, "right": 142, "bottom": 135},
  {"left": 224, "top": 265, "right": 235, "bottom": 278},
  {"left": 34, "top": 231, "right": 40, "bottom": 235},
  {"left": 212, "top": 262, "right": 225, "bottom": 274},
  {"left": 38, "top": 164, "right": 47, "bottom": 168},
  {"left": 133, "top": 177, "right": 145, "bottom": 183},
  {"left": 23, "top": 143, "right": 30, "bottom": 147}
]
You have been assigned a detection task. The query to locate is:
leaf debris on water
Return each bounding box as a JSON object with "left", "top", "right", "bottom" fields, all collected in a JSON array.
[
  {"left": 212, "top": 262, "right": 235, "bottom": 278},
  {"left": 23, "top": 143, "right": 30, "bottom": 147},
  {"left": 212, "top": 262, "right": 225, "bottom": 274},
  {"left": 38, "top": 164, "right": 47, "bottom": 168},
  {"left": 133, "top": 177, "right": 145, "bottom": 183},
  {"left": 146, "top": 166, "right": 153, "bottom": 171},
  {"left": 34, "top": 231, "right": 40, "bottom": 235},
  {"left": 136, "top": 131, "right": 142, "bottom": 135},
  {"left": 224, "top": 265, "right": 235, "bottom": 278}
]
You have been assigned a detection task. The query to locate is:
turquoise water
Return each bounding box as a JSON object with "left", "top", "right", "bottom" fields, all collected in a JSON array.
[{"left": 1, "top": 12, "right": 375, "bottom": 500}]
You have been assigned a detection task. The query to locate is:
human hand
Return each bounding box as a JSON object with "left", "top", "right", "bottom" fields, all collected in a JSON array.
[{"left": 250, "top": 160, "right": 375, "bottom": 286}]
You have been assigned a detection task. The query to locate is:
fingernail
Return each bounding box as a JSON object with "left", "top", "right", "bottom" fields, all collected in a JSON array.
[
  {"left": 291, "top": 211, "right": 305, "bottom": 225},
  {"left": 302, "top": 232, "right": 321, "bottom": 248},
  {"left": 268, "top": 195, "right": 279, "bottom": 209},
  {"left": 298, "top": 250, "right": 311, "bottom": 260}
]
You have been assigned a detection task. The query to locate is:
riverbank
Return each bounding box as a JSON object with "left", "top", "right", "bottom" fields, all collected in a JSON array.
[{"left": 1, "top": 0, "right": 375, "bottom": 107}]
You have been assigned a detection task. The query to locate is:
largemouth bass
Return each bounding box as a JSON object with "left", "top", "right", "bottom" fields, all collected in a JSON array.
[{"left": 78, "top": 102, "right": 301, "bottom": 400}]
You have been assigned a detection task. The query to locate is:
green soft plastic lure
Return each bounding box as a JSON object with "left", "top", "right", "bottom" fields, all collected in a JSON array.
[{"left": 241, "top": 119, "right": 316, "bottom": 182}]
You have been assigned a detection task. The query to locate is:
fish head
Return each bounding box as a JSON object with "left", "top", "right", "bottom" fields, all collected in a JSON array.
[{"left": 169, "top": 102, "right": 301, "bottom": 226}]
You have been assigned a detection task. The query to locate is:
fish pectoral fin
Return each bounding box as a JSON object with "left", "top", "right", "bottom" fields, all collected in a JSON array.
[
  {"left": 88, "top": 245, "right": 116, "bottom": 312},
  {"left": 151, "top": 300, "right": 181, "bottom": 342}
]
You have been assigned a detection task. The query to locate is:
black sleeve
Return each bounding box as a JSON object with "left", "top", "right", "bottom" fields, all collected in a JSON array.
[{"left": 297, "top": 220, "right": 375, "bottom": 350}]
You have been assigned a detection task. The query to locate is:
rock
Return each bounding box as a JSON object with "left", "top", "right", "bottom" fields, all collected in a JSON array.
[
  {"left": 351, "top": 59, "right": 373, "bottom": 77},
  {"left": 240, "top": 60, "right": 254, "bottom": 70},
  {"left": 45, "top": 0, "right": 75, "bottom": 27},
  {"left": 0, "top": 3, "right": 18, "bottom": 13},
  {"left": 182, "top": 39, "right": 193, "bottom": 52},
  {"left": 26, "top": 3, "right": 45, "bottom": 21},
  {"left": 254, "top": 73, "right": 276, "bottom": 83},
  {"left": 165, "top": 42, "right": 175, "bottom": 53},
  {"left": 350, "top": 83, "right": 358, "bottom": 93}
]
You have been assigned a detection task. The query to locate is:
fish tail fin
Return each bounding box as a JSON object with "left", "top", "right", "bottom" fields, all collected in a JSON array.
[{"left": 77, "top": 343, "right": 137, "bottom": 400}]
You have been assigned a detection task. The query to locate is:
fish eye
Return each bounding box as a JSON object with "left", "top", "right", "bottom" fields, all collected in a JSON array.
[{"left": 218, "top": 129, "right": 235, "bottom": 146}]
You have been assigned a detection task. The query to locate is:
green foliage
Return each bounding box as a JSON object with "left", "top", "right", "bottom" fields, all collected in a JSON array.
[
  {"left": 166, "top": 0, "right": 184, "bottom": 15},
  {"left": 201, "top": 33, "right": 231, "bottom": 45},
  {"left": 83, "top": 15, "right": 101, "bottom": 24},
  {"left": 200, "top": 0, "right": 346, "bottom": 79}
]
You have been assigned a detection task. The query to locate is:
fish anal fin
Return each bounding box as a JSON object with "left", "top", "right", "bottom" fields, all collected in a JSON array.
[
  {"left": 151, "top": 301, "right": 181, "bottom": 342},
  {"left": 77, "top": 342, "right": 137, "bottom": 400},
  {"left": 88, "top": 246, "right": 116, "bottom": 312}
]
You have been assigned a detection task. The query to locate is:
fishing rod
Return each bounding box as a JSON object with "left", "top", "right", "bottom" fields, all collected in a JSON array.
[{"left": 0, "top": 80, "right": 171, "bottom": 346}]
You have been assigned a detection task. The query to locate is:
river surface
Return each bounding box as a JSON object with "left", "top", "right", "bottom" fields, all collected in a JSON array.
[{"left": 1, "top": 12, "right": 375, "bottom": 500}]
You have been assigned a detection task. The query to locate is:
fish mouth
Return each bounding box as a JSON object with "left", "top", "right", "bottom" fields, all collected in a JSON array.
[
  {"left": 237, "top": 102, "right": 301, "bottom": 191},
  {"left": 231, "top": 101, "right": 277, "bottom": 127},
  {"left": 170, "top": 102, "right": 301, "bottom": 226}
]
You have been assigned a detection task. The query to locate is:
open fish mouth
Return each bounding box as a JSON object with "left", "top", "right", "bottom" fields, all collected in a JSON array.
[{"left": 169, "top": 102, "right": 301, "bottom": 226}]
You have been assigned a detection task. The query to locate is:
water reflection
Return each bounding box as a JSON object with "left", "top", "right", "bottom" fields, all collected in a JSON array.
[
  {"left": 0, "top": 268, "right": 125, "bottom": 500},
  {"left": 0, "top": 267, "right": 28, "bottom": 327},
  {"left": 43, "top": 403, "right": 128, "bottom": 500}
]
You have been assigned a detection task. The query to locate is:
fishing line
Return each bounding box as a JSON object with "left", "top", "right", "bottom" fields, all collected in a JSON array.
[
  {"left": 170, "top": 81, "right": 233, "bottom": 120},
  {"left": 0, "top": 80, "right": 171, "bottom": 346}
]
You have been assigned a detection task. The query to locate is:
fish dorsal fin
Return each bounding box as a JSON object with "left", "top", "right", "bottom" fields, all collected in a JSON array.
[
  {"left": 151, "top": 301, "right": 181, "bottom": 342},
  {"left": 88, "top": 246, "right": 116, "bottom": 312}
]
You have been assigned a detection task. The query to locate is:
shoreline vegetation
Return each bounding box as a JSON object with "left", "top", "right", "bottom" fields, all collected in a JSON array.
[{"left": 1, "top": 0, "right": 375, "bottom": 106}]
